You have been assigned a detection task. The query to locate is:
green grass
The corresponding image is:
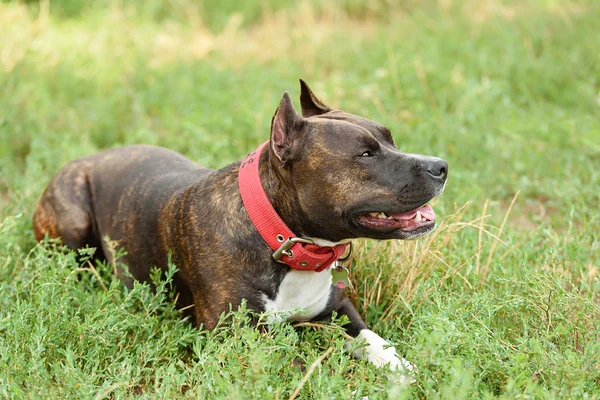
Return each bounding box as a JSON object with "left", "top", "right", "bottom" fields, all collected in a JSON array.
[{"left": 1, "top": 0, "right": 599, "bottom": 398}]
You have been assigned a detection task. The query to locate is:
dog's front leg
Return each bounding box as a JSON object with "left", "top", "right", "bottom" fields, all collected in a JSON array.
[{"left": 336, "top": 297, "right": 415, "bottom": 377}]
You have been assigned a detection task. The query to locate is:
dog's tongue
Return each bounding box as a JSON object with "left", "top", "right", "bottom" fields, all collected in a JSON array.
[{"left": 391, "top": 204, "right": 436, "bottom": 221}]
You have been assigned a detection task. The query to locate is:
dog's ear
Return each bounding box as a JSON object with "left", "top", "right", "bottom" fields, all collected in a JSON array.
[
  {"left": 299, "top": 79, "right": 331, "bottom": 117},
  {"left": 270, "top": 92, "right": 304, "bottom": 167}
]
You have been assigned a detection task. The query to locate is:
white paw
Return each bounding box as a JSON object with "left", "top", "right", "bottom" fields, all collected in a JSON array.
[{"left": 349, "top": 329, "right": 416, "bottom": 383}]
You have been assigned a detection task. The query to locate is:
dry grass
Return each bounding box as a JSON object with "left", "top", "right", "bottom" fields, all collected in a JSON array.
[
  {"left": 0, "top": 1, "right": 376, "bottom": 73},
  {"left": 349, "top": 195, "right": 520, "bottom": 323},
  {"left": 440, "top": 0, "right": 589, "bottom": 24},
  {"left": 1, "top": 0, "right": 589, "bottom": 74}
]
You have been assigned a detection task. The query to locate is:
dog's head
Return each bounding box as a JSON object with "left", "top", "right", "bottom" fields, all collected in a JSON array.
[{"left": 268, "top": 80, "right": 447, "bottom": 242}]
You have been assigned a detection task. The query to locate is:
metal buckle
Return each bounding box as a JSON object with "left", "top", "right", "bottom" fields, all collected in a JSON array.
[
  {"left": 337, "top": 242, "right": 353, "bottom": 263},
  {"left": 272, "top": 237, "right": 314, "bottom": 263}
]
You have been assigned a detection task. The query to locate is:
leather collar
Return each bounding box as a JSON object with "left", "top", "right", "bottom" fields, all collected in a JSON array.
[{"left": 238, "top": 142, "right": 349, "bottom": 272}]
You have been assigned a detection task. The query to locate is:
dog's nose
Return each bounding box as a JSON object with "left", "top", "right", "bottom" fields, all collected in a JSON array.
[{"left": 426, "top": 158, "right": 448, "bottom": 181}]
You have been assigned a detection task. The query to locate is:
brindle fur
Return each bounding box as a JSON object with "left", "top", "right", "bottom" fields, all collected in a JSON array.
[{"left": 33, "top": 80, "right": 447, "bottom": 335}]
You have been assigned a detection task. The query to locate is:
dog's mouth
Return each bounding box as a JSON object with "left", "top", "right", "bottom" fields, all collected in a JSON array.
[{"left": 355, "top": 204, "right": 436, "bottom": 232}]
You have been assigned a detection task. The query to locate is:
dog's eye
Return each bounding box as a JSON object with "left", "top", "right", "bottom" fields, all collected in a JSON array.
[{"left": 361, "top": 150, "right": 373, "bottom": 157}]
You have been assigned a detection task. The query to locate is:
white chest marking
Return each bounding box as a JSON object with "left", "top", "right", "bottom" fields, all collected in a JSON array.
[{"left": 262, "top": 269, "right": 332, "bottom": 323}]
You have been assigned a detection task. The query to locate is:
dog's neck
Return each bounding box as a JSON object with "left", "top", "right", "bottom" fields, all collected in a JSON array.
[{"left": 257, "top": 147, "right": 317, "bottom": 239}]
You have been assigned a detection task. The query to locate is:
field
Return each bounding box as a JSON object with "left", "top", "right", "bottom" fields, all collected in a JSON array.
[{"left": 1, "top": 0, "right": 599, "bottom": 398}]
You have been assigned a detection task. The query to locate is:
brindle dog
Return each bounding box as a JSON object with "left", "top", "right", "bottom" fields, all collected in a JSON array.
[{"left": 33, "top": 80, "right": 447, "bottom": 373}]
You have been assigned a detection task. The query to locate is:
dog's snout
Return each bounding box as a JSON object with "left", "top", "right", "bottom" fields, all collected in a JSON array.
[{"left": 426, "top": 158, "right": 448, "bottom": 181}]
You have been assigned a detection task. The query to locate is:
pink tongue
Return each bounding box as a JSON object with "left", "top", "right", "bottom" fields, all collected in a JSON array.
[{"left": 391, "top": 204, "right": 436, "bottom": 221}]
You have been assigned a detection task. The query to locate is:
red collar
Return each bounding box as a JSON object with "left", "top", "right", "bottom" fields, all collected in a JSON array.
[{"left": 238, "top": 142, "right": 349, "bottom": 272}]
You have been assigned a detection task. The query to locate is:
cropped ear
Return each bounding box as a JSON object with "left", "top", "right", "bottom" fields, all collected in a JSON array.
[
  {"left": 270, "top": 92, "right": 304, "bottom": 167},
  {"left": 299, "top": 79, "right": 331, "bottom": 117}
]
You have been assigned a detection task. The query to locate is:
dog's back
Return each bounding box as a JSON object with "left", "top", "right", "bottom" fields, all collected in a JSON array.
[{"left": 33, "top": 144, "right": 212, "bottom": 269}]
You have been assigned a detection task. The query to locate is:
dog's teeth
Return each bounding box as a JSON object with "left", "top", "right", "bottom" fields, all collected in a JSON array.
[
  {"left": 377, "top": 212, "right": 387, "bottom": 219},
  {"left": 414, "top": 211, "right": 422, "bottom": 222},
  {"left": 369, "top": 212, "right": 379, "bottom": 217}
]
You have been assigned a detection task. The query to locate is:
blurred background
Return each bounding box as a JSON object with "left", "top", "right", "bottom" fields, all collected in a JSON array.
[
  {"left": 1, "top": 0, "right": 599, "bottom": 228},
  {"left": 1, "top": 0, "right": 599, "bottom": 397}
]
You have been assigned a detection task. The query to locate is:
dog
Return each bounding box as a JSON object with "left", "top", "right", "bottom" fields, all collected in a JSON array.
[{"left": 33, "top": 80, "right": 447, "bottom": 374}]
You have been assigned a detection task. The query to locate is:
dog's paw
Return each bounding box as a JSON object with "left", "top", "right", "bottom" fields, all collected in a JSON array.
[{"left": 348, "top": 329, "right": 416, "bottom": 383}]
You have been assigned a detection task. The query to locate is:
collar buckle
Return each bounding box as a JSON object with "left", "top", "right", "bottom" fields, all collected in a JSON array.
[
  {"left": 272, "top": 237, "right": 314, "bottom": 263},
  {"left": 336, "top": 242, "right": 353, "bottom": 264}
]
